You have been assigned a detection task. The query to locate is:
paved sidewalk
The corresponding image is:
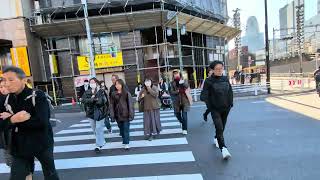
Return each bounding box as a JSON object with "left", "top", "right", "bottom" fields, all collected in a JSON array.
[{"left": 266, "top": 91, "right": 320, "bottom": 120}]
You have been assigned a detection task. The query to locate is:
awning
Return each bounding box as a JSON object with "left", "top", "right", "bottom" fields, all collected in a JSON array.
[
  {"left": 30, "top": 9, "right": 167, "bottom": 38},
  {"left": 165, "top": 12, "right": 241, "bottom": 41}
]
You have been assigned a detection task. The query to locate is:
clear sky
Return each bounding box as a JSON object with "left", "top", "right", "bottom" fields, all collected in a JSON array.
[{"left": 227, "top": 0, "right": 318, "bottom": 49}]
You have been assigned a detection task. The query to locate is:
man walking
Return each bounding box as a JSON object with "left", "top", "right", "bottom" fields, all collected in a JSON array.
[{"left": 0, "top": 66, "right": 59, "bottom": 180}]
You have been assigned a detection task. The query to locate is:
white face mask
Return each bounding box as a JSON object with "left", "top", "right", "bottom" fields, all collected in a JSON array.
[
  {"left": 90, "top": 83, "right": 97, "bottom": 89},
  {"left": 84, "top": 82, "right": 89, "bottom": 86},
  {"left": 145, "top": 81, "right": 152, "bottom": 87}
]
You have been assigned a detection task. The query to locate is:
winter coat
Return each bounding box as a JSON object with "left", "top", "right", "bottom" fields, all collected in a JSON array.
[
  {"left": 138, "top": 86, "right": 160, "bottom": 111},
  {"left": 0, "top": 87, "right": 54, "bottom": 158},
  {"left": 81, "top": 88, "right": 107, "bottom": 121},
  {"left": 169, "top": 80, "right": 190, "bottom": 112},
  {"left": 110, "top": 91, "right": 135, "bottom": 122},
  {"left": 201, "top": 75, "right": 233, "bottom": 111}
]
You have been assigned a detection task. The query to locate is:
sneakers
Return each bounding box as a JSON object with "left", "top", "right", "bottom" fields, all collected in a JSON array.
[
  {"left": 182, "top": 130, "right": 188, "bottom": 135},
  {"left": 148, "top": 136, "right": 153, "bottom": 141},
  {"left": 214, "top": 138, "right": 219, "bottom": 148},
  {"left": 107, "top": 128, "right": 113, "bottom": 134},
  {"left": 94, "top": 146, "right": 101, "bottom": 153},
  {"left": 124, "top": 144, "right": 130, "bottom": 150},
  {"left": 221, "top": 147, "right": 231, "bottom": 160}
]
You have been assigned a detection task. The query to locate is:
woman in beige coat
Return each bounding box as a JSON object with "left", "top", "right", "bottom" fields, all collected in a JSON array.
[{"left": 139, "top": 79, "right": 162, "bottom": 141}]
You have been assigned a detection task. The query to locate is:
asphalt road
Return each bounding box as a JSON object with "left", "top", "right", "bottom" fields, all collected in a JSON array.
[{"left": 0, "top": 98, "right": 319, "bottom": 180}]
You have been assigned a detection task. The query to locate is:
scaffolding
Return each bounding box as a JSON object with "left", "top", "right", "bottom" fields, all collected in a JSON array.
[{"left": 29, "top": 0, "right": 240, "bottom": 105}]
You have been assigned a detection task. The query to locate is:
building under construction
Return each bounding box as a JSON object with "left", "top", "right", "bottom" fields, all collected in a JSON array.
[{"left": 1, "top": 0, "right": 240, "bottom": 103}]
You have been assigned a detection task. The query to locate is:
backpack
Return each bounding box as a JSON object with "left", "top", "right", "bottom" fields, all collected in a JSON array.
[{"left": 4, "top": 90, "right": 60, "bottom": 127}]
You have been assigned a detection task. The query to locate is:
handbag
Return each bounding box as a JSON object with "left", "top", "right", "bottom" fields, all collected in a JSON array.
[
  {"left": 138, "top": 98, "right": 144, "bottom": 112},
  {"left": 185, "top": 88, "right": 193, "bottom": 105}
]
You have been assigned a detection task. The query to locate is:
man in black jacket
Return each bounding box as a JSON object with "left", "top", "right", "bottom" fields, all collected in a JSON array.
[
  {"left": 201, "top": 61, "right": 233, "bottom": 160},
  {"left": 0, "top": 66, "right": 59, "bottom": 180}
]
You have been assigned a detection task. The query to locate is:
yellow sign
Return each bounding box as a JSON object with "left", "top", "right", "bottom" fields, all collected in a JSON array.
[
  {"left": 10, "top": 47, "right": 31, "bottom": 76},
  {"left": 77, "top": 52, "right": 123, "bottom": 71},
  {"left": 49, "top": 54, "right": 59, "bottom": 74}
]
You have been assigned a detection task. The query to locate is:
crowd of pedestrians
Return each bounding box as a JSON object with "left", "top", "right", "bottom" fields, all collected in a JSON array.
[{"left": 0, "top": 60, "right": 234, "bottom": 179}]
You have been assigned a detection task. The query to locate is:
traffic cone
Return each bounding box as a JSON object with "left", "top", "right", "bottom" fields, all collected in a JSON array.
[{"left": 71, "top": 97, "right": 76, "bottom": 106}]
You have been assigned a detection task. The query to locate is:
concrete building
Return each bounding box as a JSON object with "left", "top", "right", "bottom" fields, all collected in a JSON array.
[
  {"left": 241, "top": 16, "right": 264, "bottom": 53},
  {"left": 0, "top": 0, "right": 239, "bottom": 102}
]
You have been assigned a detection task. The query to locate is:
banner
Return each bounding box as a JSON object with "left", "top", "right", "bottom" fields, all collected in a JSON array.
[
  {"left": 10, "top": 47, "right": 31, "bottom": 76},
  {"left": 77, "top": 52, "right": 123, "bottom": 71},
  {"left": 49, "top": 54, "right": 59, "bottom": 74}
]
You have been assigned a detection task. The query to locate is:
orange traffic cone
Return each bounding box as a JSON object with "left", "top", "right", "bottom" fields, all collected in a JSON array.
[{"left": 71, "top": 97, "right": 76, "bottom": 106}]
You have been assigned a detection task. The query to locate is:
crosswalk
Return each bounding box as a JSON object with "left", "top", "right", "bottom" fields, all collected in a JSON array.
[{"left": 0, "top": 110, "right": 204, "bottom": 180}]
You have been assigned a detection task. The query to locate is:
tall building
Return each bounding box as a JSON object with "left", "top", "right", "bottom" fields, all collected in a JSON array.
[
  {"left": 241, "top": 16, "right": 264, "bottom": 53},
  {"left": 0, "top": 0, "right": 239, "bottom": 99},
  {"left": 318, "top": 0, "right": 320, "bottom": 14},
  {"left": 279, "top": 1, "right": 296, "bottom": 38}
]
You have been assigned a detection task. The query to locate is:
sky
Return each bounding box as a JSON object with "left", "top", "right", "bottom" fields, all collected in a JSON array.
[{"left": 227, "top": 0, "right": 318, "bottom": 49}]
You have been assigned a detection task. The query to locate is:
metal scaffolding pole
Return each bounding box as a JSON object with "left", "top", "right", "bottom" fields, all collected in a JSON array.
[
  {"left": 176, "top": 11, "right": 183, "bottom": 72},
  {"left": 82, "top": 0, "right": 96, "bottom": 77},
  {"left": 155, "top": 26, "right": 161, "bottom": 81},
  {"left": 202, "top": 34, "right": 206, "bottom": 79},
  {"left": 133, "top": 30, "right": 140, "bottom": 83},
  {"left": 191, "top": 32, "right": 197, "bottom": 88},
  {"left": 67, "top": 37, "right": 78, "bottom": 101}
]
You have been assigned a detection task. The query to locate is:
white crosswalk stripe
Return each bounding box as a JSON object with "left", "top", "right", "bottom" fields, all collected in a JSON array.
[{"left": 0, "top": 110, "right": 203, "bottom": 180}]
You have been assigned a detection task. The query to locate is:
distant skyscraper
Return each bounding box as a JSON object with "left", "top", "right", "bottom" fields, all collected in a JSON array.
[
  {"left": 318, "top": 0, "right": 320, "bottom": 14},
  {"left": 241, "top": 16, "right": 264, "bottom": 53},
  {"left": 279, "top": 1, "right": 296, "bottom": 38}
]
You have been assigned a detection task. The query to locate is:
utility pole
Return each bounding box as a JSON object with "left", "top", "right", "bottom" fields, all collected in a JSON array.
[
  {"left": 82, "top": 0, "right": 96, "bottom": 77},
  {"left": 296, "top": 0, "right": 305, "bottom": 74},
  {"left": 176, "top": 12, "right": 183, "bottom": 73},
  {"left": 233, "top": 8, "right": 241, "bottom": 70},
  {"left": 264, "top": 0, "right": 271, "bottom": 94}
]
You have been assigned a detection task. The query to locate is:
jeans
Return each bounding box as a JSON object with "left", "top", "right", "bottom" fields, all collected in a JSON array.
[
  {"left": 104, "top": 117, "right": 112, "bottom": 130},
  {"left": 118, "top": 121, "right": 130, "bottom": 145},
  {"left": 90, "top": 119, "right": 106, "bottom": 147},
  {"left": 175, "top": 111, "right": 188, "bottom": 130},
  {"left": 10, "top": 147, "right": 59, "bottom": 180},
  {"left": 211, "top": 109, "right": 230, "bottom": 149}
]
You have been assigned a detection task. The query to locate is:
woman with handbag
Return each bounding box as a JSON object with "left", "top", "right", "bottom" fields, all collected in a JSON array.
[
  {"left": 81, "top": 78, "right": 107, "bottom": 153},
  {"left": 110, "top": 79, "right": 135, "bottom": 150},
  {"left": 139, "top": 79, "right": 162, "bottom": 141}
]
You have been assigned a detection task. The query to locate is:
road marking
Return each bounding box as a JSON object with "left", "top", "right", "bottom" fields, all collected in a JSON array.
[
  {"left": 0, "top": 151, "right": 195, "bottom": 173},
  {"left": 251, "top": 100, "right": 267, "bottom": 104},
  {"left": 58, "top": 121, "right": 180, "bottom": 135},
  {"left": 54, "top": 128, "right": 183, "bottom": 142},
  {"left": 91, "top": 174, "right": 204, "bottom": 180},
  {"left": 54, "top": 138, "right": 187, "bottom": 153}
]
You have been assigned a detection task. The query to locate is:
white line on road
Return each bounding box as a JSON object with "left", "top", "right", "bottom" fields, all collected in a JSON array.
[
  {"left": 54, "top": 138, "right": 188, "bottom": 153},
  {"left": 91, "top": 174, "right": 204, "bottom": 180},
  {"left": 0, "top": 151, "right": 195, "bottom": 173},
  {"left": 54, "top": 128, "right": 183, "bottom": 142},
  {"left": 58, "top": 121, "right": 180, "bottom": 135}
]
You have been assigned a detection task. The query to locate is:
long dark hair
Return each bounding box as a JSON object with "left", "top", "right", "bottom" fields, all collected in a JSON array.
[
  {"left": 115, "top": 79, "right": 128, "bottom": 96},
  {"left": 89, "top": 77, "right": 100, "bottom": 93}
]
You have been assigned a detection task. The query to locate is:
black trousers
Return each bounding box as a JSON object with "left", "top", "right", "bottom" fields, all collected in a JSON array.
[
  {"left": 175, "top": 111, "right": 188, "bottom": 131},
  {"left": 10, "top": 147, "right": 59, "bottom": 180},
  {"left": 211, "top": 108, "right": 230, "bottom": 149}
]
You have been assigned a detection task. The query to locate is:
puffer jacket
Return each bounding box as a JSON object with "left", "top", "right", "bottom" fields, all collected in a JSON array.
[
  {"left": 81, "top": 89, "right": 107, "bottom": 121},
  {"left": 201, "top": 75, "right": 233, "bottom": 111}
]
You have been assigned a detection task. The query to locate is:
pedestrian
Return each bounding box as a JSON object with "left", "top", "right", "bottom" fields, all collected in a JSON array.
[
  {"left": 169, "top": 70, "right": 190, "bottom": 135},
  {"left": 81, "top": 78, "right": 108, "bottom": 153},
  {"left": 79, "top": 79, "right": 90, "bottom": 112},
  {"left": 158, "top": 78, "right": 168, "bottom": 97},
  {"left": 202, "top": 68, "right": 214, "bottom": 122},
  {"left": 109, "top": 79, "right": 135, "bottom": 150},
  {"left": 200, "top": 61, "right": 233, "bottom": 160},
  {"left": 139, "top": 78, "right": 162, "bottom": 141},
  {"left": 134, "top": 82, "right": 143, "bottom": 101},
  {"left": 0, "top": 66, "right": 59, "bottom": 179},
  {"left": 314, "top": 66, "right": 320, "bottom": 97},
  {"left": 109, "top": 74, "right": 119, "bottom": 98},
  {"left": 100, "top": 81, "right": 112, "bottom": 134}
]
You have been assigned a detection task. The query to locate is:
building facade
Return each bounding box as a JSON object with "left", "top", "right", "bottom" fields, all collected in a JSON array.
[{"left": 1, "top": 0, "right": 239, "bottom": 103}]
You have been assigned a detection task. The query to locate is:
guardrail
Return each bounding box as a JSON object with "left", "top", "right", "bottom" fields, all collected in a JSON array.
[{"left": 190, "top": 83, "right": 269, "bottom": 101}]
